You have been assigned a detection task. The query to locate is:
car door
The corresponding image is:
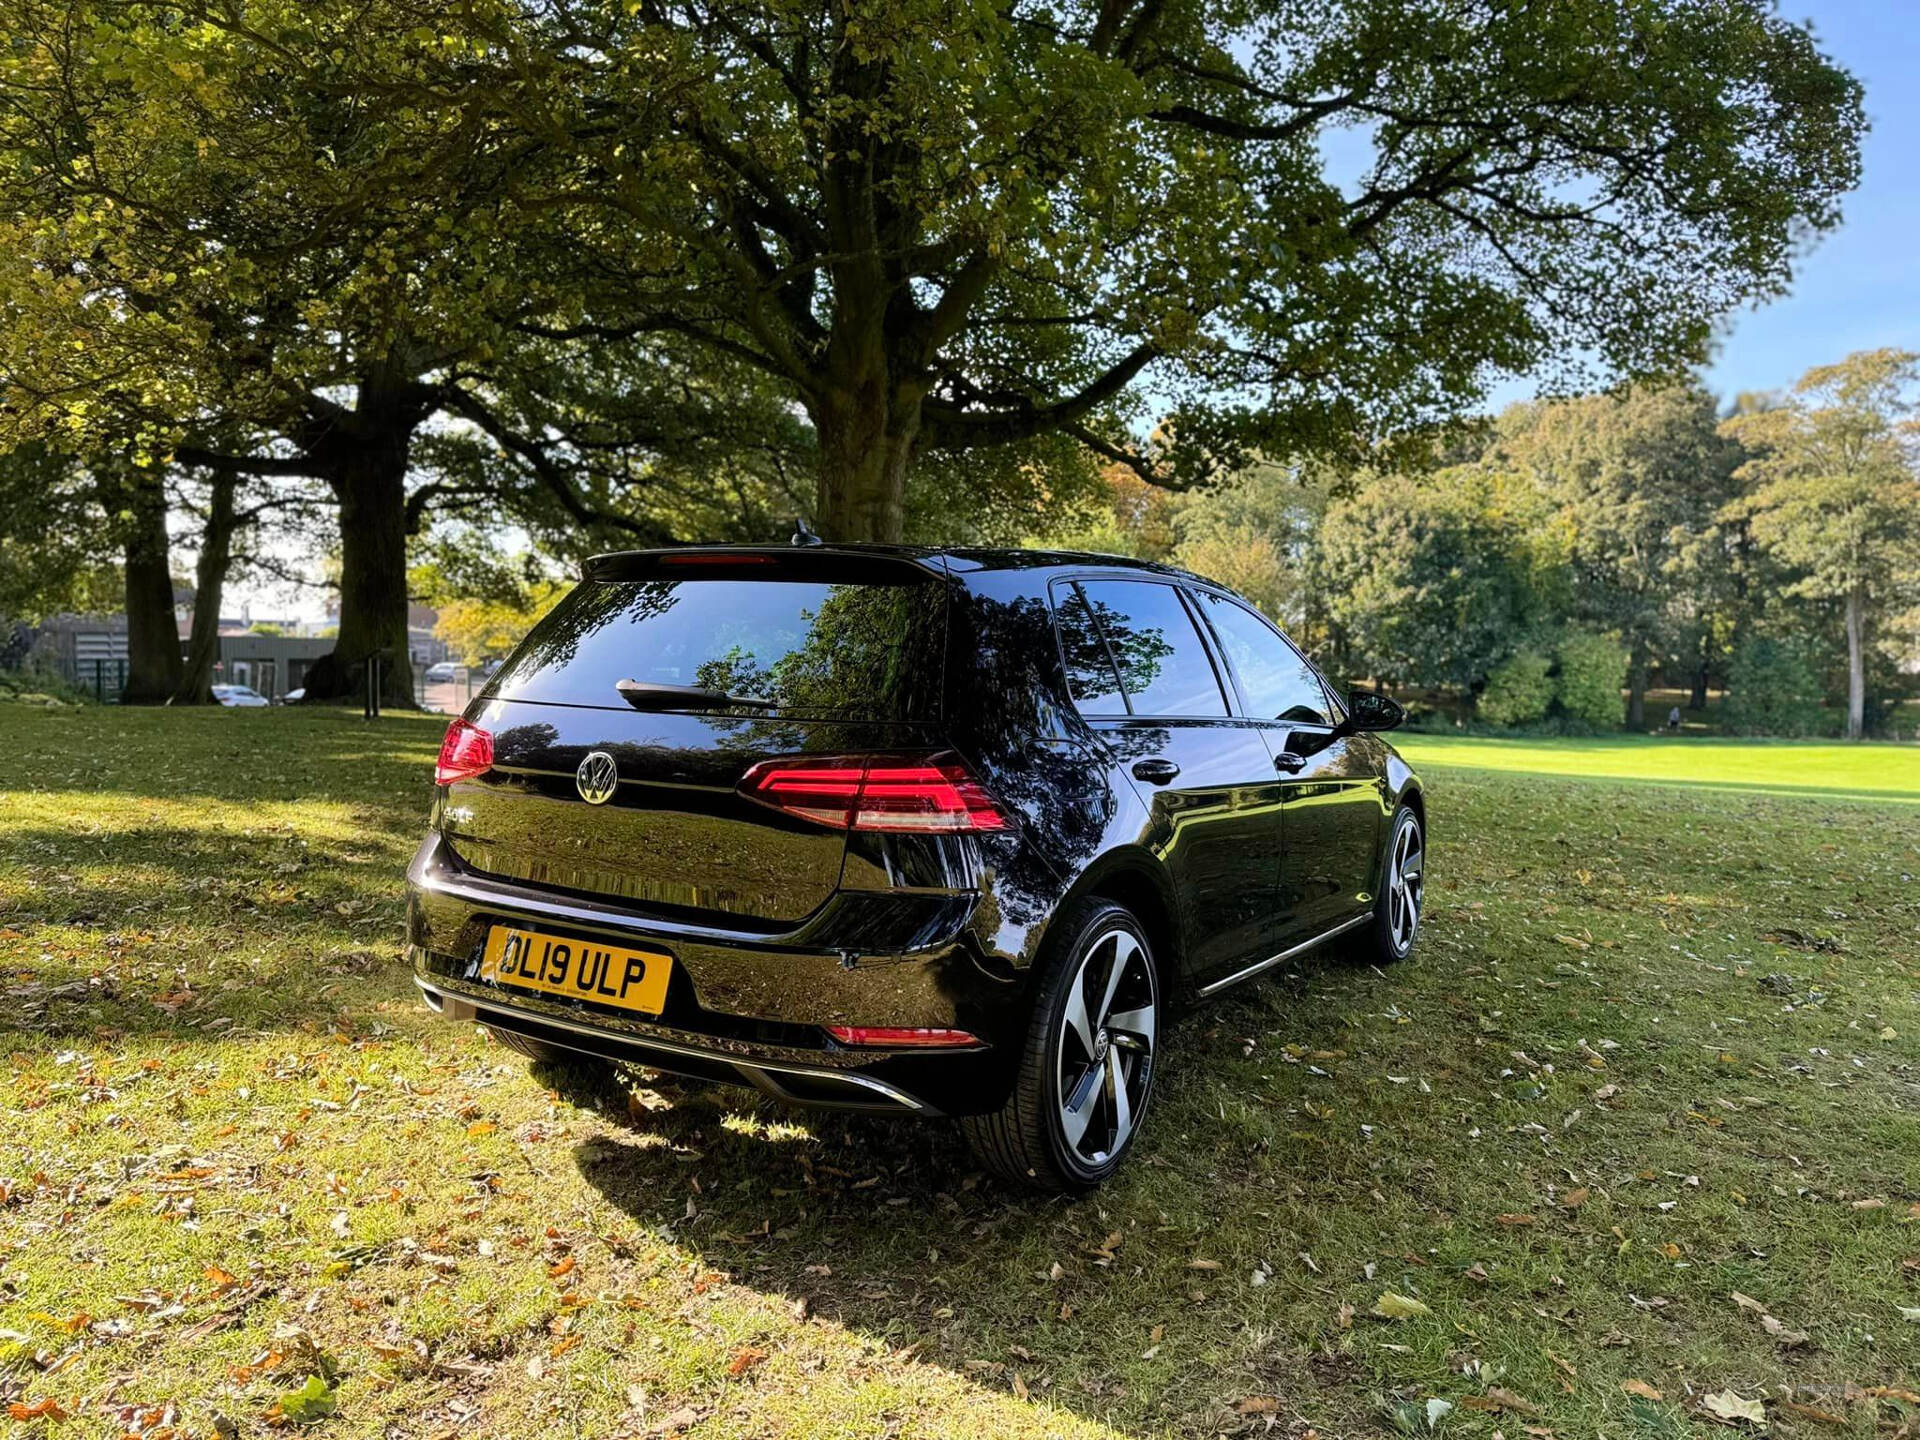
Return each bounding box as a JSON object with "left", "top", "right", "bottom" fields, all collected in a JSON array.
[
  {"left": 1188, "top": 589, "right": 1387, "bottom": 946},
  {"left": 1054, "top": 577, "right": 1286, "bottom": 978}
]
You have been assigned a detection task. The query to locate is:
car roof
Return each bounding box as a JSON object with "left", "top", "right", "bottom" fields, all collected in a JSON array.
[{"left": 582, "top": 542, "right": 1200, "bottom": 584}]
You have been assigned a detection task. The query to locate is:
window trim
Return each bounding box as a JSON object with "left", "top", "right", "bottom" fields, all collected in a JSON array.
[{"left": 1046, "top": 573, "right": 1234, "bottom": 722}]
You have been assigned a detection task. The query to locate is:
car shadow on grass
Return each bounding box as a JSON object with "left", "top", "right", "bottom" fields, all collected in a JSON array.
[{"left": 551, "top": 961, "right": 1389, "bottom": 1438}]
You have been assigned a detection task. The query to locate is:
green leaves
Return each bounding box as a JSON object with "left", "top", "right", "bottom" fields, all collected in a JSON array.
[{"left": 275, "top": 1374, "right": 338, "bottom": 1425}]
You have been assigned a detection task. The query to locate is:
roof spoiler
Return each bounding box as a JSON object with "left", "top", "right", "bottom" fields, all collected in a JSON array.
[{"left": 581, "top": 546, "right": 947, "bottom": 583}]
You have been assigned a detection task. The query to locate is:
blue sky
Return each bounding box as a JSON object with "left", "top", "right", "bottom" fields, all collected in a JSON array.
[{"left": 1695, "top": 0, "right": 1917, "bottom": 400}]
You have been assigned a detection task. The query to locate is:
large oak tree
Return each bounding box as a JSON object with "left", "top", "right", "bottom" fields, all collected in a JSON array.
[{"left": 471, "top": 0, "right": 1864, "bottom": 539}]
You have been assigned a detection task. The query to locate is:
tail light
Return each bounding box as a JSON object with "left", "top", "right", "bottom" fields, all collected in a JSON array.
[
  {"left": 435, "top": 718, "right": 494, "bottom": 785},
  {"left": 737, "top": 753, "right": 1007, "bottom": 833},
  {"left": 826, "top": 1026, "right": 982, "bottom": 1048}
]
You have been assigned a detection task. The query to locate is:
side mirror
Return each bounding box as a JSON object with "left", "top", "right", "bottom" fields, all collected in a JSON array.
[{"left": 1343, "top": 689, "right": 1405, "bottom": 733}]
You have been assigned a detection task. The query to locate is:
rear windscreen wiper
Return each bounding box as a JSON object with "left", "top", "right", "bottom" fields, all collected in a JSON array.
[{"left": 615, "top": 678, "right": 777, "bottom": 711}]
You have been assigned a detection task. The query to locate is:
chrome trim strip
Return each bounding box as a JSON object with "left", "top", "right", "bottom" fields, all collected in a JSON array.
[
  {"left": 1196, "top": 911, "right": 1373, "bottom": 998},
  {"left": 413, "top": 977, "right": 930, "bottom": 1112}
]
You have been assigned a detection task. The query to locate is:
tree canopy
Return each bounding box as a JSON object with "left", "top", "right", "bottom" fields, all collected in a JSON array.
[{"left": 453, "top": 0, "right": 1864, "bottom": 537}]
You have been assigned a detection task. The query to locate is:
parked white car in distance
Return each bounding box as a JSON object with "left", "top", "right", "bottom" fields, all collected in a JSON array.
[{"left": 211, "top": 684, "right": 271, "bottom": 707}]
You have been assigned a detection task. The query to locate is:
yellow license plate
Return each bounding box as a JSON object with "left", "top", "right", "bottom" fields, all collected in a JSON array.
[{"left": 479, "top": 926, "right": 672, "bottom": 1015}]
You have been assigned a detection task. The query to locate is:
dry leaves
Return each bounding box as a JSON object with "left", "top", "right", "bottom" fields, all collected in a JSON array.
[
  {"left": 1371, "top": 1292, "right": 1430, "bottom": 1320},
  {"left": 1730, "top": 1292, "right": 1810, "bottom": 1348},
  {"left": 1702, "top": 1390, "right": 1767, "bottom": 1426}
]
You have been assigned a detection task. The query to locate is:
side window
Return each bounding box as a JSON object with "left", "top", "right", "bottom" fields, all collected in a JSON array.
[
  {"left": 1077, "top": 579, "right": 1228, "bottom": 718},
  {"left": 1195, "top": 591, "right": 1331, "bottom": 725},
  {"left": 1051, "top": 582, "right": 1126, "bottom": 714}
]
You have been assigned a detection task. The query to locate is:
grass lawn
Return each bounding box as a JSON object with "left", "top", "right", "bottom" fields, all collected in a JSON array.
[
  {"left": 2, "top": 707, "right": 1918, "bottom": 1439},
  {"left": 1396, "top": 733, "right": 1920, "bottom": 805}
]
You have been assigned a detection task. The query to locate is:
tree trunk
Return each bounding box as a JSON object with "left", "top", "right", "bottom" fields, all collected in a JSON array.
[
  {"left": 1844, "top": 583, "right": 1865, "bottom": 741},
  {"left": 1690, "top": 651, "right": 1709, "bottom": 711},
  {"left": 811, "top": 383, "right": 918, "bottom": 543},
  {"left": 172, "top": 475, "right": 238, "bottom": 705},
  {"left": 119, "top": 468, "right": 183, "bottom": 704},
  {"left": 1624, "top": 642, "right": 1649, "bottom": 731},
  {"left": 300, "top": 430, "right": 417, "bottom": 709}
]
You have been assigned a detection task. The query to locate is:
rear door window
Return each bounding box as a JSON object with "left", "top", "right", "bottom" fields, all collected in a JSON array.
[
  {"left": 1193, "top": 591, "right": 1332, "bottom": 724},
  {"left": 1074, "top": 579, "right": 1228, "bottom": 718},
  {"left": 489, "top": 577, "right": 945, "bottom": 719}
]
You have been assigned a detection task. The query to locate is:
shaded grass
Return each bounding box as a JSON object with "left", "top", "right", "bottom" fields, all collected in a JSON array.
[{"left": 2, "top": 707, "right": 1918, "bottom": 1439}]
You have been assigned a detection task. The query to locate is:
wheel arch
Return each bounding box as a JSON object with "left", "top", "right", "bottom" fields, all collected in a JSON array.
[{"left": 1047, "top": 847, "right": 1185, "bottom": 1001}]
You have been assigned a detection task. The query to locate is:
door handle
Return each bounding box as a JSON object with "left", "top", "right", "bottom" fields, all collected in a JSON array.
[
  {"left": 1131, "top": 758, "right": 1181, "bottom": 785},
  {"left": 1273, "top": 751, "right": 1307, "bottom": 775}
]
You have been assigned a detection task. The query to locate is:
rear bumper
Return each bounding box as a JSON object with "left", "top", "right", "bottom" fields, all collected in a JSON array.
[
  {"left": 405, "top": 833, "right": 1028, "bottom": 1116},
  {"left": 414, "top": 974, "right": 937, "bottom": 1113}
]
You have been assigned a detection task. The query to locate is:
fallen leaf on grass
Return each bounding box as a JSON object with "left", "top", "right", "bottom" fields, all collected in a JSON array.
[
  {"left": 7, "top": 1398, "right": 70, "bottom": 1423},
  {"left": 1495, "top": 1213, "right": 1536, "bottom": 1227},
  {"left": 1459, "top": 1387, "right": 1540, "bottom": 1417},
  {"left": 1731, "top": 1292, "right": 1811, "bottom": 1347},
  {"left": 1371, "top": 1292, "right": 1430, "bottom": 1320},
  {"left": 1702, "top": 1391, "right": 1766, "bottom": 1426},
  {"left": 727, "top": 1346, "right": 767, "bottom": 1377},
  {"left": 273, "top": 1375, "right": 337, "bottom": 1425},
  {"left": 465, "top": 1121, "right": 496, "bottom": 1138},
  {"left": 1561, "top": 1188, "right": 1589, "bottom": 1210},
  {"left": 1235, "top": 1397, "right": 1281, "bottom": 1415},
  {"left": 1780, "top": 1400, "right": 1848, "bottom": 1428},
  {"left": 1187, "top": 1258, "right": 1221, "bottom": 1270},
  {"left": 548, "top": 1256, "right": 576, "bottom": 1279},
  {"left": 1898, "top": 1305, "right": 1920, "bottom": 1323},
  {"left": 1761, "top": 1315, "right": 1809, "bottom": 1347},
  {"left": 1622, "top": 1380, "right": 1663, "bottom": 1401}
]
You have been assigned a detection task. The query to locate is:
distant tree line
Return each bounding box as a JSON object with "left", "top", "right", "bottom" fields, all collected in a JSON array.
[{"left": 1049, "top": 351, "right": 1920, "bottom": 740}]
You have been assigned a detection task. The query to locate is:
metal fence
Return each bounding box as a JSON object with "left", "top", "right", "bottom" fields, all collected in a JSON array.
[{"left": 75, "top": 658, "right": 130, "bottom": 702}]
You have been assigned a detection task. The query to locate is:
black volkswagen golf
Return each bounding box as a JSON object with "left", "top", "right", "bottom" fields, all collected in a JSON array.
[{"left": 407, "top": 545, "right": 1424, "bottom": 1190}]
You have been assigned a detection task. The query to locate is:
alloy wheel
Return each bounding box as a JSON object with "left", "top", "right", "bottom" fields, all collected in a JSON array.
[
  {"left": 1054, "top": 926, "right": 1157, "bottom": 1167},
  {"left": 1387, "top": 814, "right": 1424, "bottom": 955}
]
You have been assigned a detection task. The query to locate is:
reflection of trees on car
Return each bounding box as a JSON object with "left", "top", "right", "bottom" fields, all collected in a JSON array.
[
  {"left": 492, "top": 582, "right": 683, "bottom": 691},
  {"left": 1081, "top": 597, "right": 1174, "bottom": 700}
]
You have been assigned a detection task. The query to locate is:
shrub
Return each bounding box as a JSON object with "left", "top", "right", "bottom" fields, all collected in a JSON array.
[
  {"left": 0, "top": 662, "right": 93, "bottom": 707},
  {"left": 1555, "top": 630, "right": 1626, "bottom": 729},
  {"left": 1478, "top": 649, "right": 1554, "bottom": 726},
  {"left": 1722, "top": 635, "right": 1831, "bottom": 736}
]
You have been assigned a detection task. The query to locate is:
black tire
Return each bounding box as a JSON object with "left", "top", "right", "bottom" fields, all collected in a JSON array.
[
  {"left": 961, "top": 897, "right": 1160, "bottom": 1193},
  {"left": 1350, "top": 803, "right": 1425, "bottom": 966}
]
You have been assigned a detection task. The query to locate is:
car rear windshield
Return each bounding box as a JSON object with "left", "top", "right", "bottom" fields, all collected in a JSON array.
[{"left": 488, "top": 576, "right": 947, "bottom": 720}]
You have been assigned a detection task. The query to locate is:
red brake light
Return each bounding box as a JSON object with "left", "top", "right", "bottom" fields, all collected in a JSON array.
[
  {"left": 826, "top": 1026, "right": 982, "bottom": 1048},
  {"left": 738, "top": 753, "right": 1007, "bottom": 833},
  {"left": 435, "top": 718, "right": 494, "bottom": 785}
]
